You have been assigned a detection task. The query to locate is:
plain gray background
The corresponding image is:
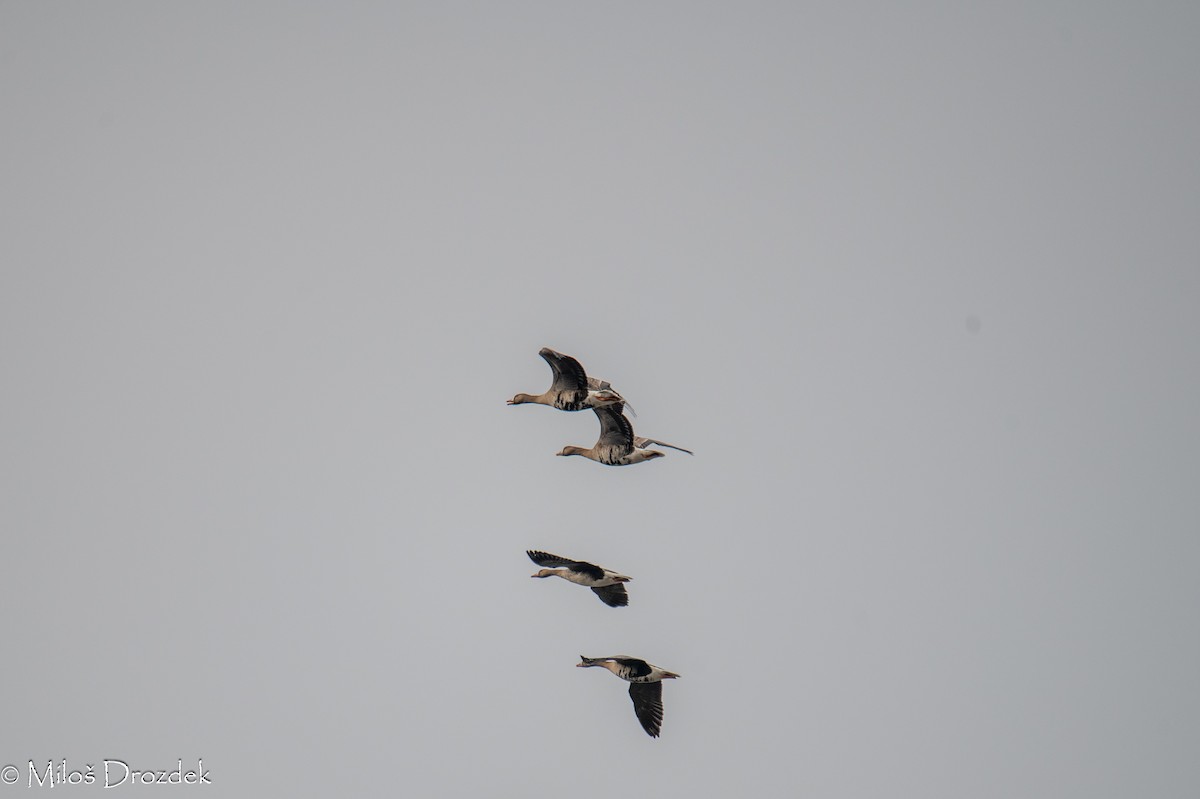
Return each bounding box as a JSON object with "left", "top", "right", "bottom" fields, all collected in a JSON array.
[{"left": 3, "top": 2, "right": 1198, "bottom": 796}]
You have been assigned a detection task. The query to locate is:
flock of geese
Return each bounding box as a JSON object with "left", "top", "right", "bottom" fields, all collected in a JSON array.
[
  {"left": 510, "top": 347, "right": 688, "bottom": 738},
  {"left": 508, "top": 347, "right": 693, "bottom": 466}
]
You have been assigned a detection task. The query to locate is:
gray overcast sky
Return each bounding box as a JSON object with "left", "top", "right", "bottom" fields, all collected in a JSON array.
[{"left": 2, "top": 2, "right": 1198, "bottom": 797}]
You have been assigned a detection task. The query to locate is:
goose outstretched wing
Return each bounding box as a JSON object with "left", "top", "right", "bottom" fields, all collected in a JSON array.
[
  {"left": 538, "top": 348, "right": 589, "bottom": 394},
  {"left": 592, "top": 407, "right": 635, "bottom": 456},
  {"left": 526, "top": 550, "right": 606, "bottom": 581},
  {"left": 633, "top": 436, "right": 693, "bottom": 455},
  {"left": 628, "top": 681, "right": 665, "bottom": 737},
  {"left": 591, "top": 584, "right": 629, "bottom": 608}
]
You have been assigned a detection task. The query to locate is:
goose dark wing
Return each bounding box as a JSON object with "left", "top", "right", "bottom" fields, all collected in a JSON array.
[
  {"left": 591, "top": 583, "right": 629, "bottom": 607},
  {"left": 628, "top": 681, "right": 665, "bottom": 737},
  {"left": 593, "top": 407, "right": 635, "bottom": 455},
  {"left": 569, "top": 561, "right": 606, "bottom": 580},
  {"left": 527, "top": 550, "right": 605, "bottom": 580},
  {"left": 539, "top": 348, "right": 589, "bottom": 394},
  {"left": 612, "top": 657, "right": 652, "bottom": 678},
  {"left": 527, "top": 550, "right": 577, "bottom": 569}
]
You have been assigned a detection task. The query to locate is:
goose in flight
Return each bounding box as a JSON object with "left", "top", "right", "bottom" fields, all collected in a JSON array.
[
  {"left": 527, "top": 550, "right": 632, "bottom": 607},
  {"left": 557, "top": 407, "right": 692, "bottom": 466},
  {"left": 508, "top": 348, "right": 630, "bottom": 414},
  {"left": 577, "top": 656, "right": 680, "bottom": 738}
]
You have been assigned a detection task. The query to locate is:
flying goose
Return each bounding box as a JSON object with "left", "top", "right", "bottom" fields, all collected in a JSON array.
[
  {"left": 527, "top": 550, "right": 632, "bottom": 607},
  {"left": 557, "top": 406, "right": 692, "bottom": 466},
  {"left": 508, "top": 348, "right": 630, "bottom": 414},
  {"left": 577, "top": 656, "right": 680, "bottom": 738}
]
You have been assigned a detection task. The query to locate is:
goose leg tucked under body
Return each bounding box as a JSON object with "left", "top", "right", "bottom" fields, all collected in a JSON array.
[{"left": 577, "top": 656, "right": 680, "bottom": 738}]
